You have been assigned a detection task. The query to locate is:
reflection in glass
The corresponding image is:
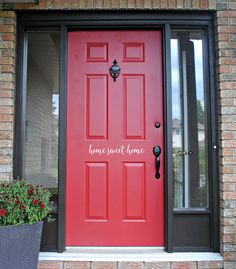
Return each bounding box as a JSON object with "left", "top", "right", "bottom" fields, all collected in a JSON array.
[
  {"left": 23, "top": 32, "right": 59, "bottom": 210},
  {"left": 171, "top": 31, "right": 208, "bottom": 208}
]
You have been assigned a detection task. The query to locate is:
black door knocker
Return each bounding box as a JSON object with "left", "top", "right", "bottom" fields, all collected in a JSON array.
[{"left": 109, "top": 60, "right": 121, "bottom": 82}]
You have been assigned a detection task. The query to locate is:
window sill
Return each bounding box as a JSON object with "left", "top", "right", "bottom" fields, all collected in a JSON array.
[{"left": 39, "top": 247, "right": 223, "bottom": 262}]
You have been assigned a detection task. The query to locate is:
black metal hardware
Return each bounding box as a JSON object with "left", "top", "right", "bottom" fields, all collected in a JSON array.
[
  {"left": 155, "top": 122, "right": 161, "bottom": 128},
  {"left": 153, "top": 145, "right": 161, "bottom": 179},
  {"left": 177, "top": 150, "right": 192, "bottom": 156},
  {"left": 109, "top": 60, "right": 121, "bottom": 82}
]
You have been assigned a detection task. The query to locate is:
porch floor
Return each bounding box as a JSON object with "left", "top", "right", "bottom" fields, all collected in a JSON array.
[{"left": 38, "top": 247, "right": 223, "bottom": 269}]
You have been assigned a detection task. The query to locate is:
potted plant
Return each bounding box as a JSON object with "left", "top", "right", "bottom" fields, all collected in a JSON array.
[{"left": 0, "top": 179, "right": 52, "bottom": 269}]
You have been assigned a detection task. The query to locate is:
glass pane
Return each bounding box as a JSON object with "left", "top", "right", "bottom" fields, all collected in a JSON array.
[
  {"left": 171, "top": 38, "right": 184, "bottom": 208},
  {"left": 171, "top": 31, "right": 208, "bottom": 208},
  {"left": 23, "top": 32, "right": 59, "bottom": 210}
]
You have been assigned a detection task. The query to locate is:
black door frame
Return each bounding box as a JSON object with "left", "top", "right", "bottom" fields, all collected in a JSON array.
[{"left": 15, "top": 11, "right": 219, "bottom": 253}]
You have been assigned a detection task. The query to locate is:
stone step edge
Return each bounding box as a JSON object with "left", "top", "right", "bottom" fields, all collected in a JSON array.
[{"left": 39, "top": 249, "right": 223, "bottom": 262}]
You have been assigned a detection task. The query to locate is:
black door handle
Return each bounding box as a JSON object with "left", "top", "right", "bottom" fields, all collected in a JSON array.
[{"left": 153, "top": 146, "right": 161, "bottom": 179}]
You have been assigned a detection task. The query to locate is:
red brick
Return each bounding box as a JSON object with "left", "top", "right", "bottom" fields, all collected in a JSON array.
[
  {"left": 0, "top": 25, "right": 15, "bottom": 33},
  {"left": 2, "top": 49, "right": 15, "bottom": 58},
  {"left": 93, "top": 261, "right": 116, "bottom": 269},
  {"left": 208, "top": 0, "right": 216, "bottom": 9},
  {"left": 224, "top": 262, "right": 236, "bottom": 269},
  {"left": 64, "top": 261, "right": 90, "bottom": 269},
  {"left": 0, "top": 140, "right": 12, "bottom": 147},
  {"left": 222, "top": 174, "right": 236, "bottom": 183},
  {"left": 0, "top": 131, "right": 12, "bottom": 140},
  {"left": 0, "top": 82, "right": 14, "bottom": 90},
  {"left": 0, "top": 57, "right": 14, "bottom": 65},
  {"left": 160, "top": 0, "right": 168, "bottom": 8},
  {"left": 224, "top": 252, "right": 236, "bottom": 261},
  {"left": 37, "top": 261, "right": 63, "bottom": 269},
  {"left": 0, "top": 41, "right": 15, "bottom": 49},
  {"left": 170, "top": 262, "right": 197, "bottom": 269},
  {"left": 219, "top": 58, "right": 236, "bottom": 65},
  {"left": 192, "top": 0, "right": 200, "bottom": 9},
  {"left": 0, "top": 106, "right": 13, "bottom": 114},
  {"left": 127, "top": 0, "right": 135, "bottom": 8},
  {"left": 15, "top": 3, "right": 37, "bottom": 9},
  {"left": 176, "top": 0, "right": 183, "bottom": 8},
  {"left": 38, "top": 0, "right": 47, "bottom": 9},
  {"left": 221, "top": 123, "right": 236, "bottom": 131},
  {"left": 1, "top": 65, "right": 15, "bottom": 74},
  {"left": 217, "top": 34, "right": 230, "bottom": 42},
  {"left": 200, "top": 0, "right": 207, "bottom": 9},
  {"left": 152, "top": 0, "right": 160, "bottom": 8},
  {"left": 218, "top": 11, "right": 236, "bottom": 18},
  {"left": 220, "top": 82, "right": 236, "bottom": 89},
  {"left": 224, "top": 141, "right": 236, "bottom": 148},
  {"left": 111, "top": 0, "right": 120, "bottom": 9},
  {"left": 223, "top": 166, "right": 234, "bottom": 174},
  {"left": 0, "top": 114, "right": 13, "bottom": 122},
  {"left": 2, "top": 34, "right": 16, "bottom": 42},
  {"left": 119, "top": 262, "right": 143, "bottom": 269},
  {"left": 0, "top": 155, "right": 12, "bottom": 164},
  {"left": 221, "top": 148, "right": 234, "bottom": 156},
  {"left": 145, "top": 262, "right": 170, "bottom": 269},
  {"left": 218, "top": 26, "right": 236, "bottom": 34},
  {"left": 0, "top": 90, "right": 13, "bottom": 99},
  {"left": 223, "top": 192, "right": 236, "bottom": 200},
  {"left": 184, "top": 0, "right": 192, "bottom": 9},
  {"left": 46, "top": 0, "right": 56, "bottom": 9},
  {"left": 217, "top": 18, "right": 229, "bottom": 26},
  {"left": 0, "top": 11, "right": 16, "bottom": 18},
  {"left": 144, "top": 0, "right": 152, "bottom": 9},
  {"left": 223, "top": 234, "right": 236, "bottom": 243},
  {"left": 0, "top": 122, "right": 13, "bottom": 131},
  {"left": 197, "top": 261, "right": 223, "bottom": 269},
  {"left": 222, "top": 182, "right": 236, "bottom": 192},
  {"left": 220, "top": 98, "right": 234, "bottom": 106},
  {"left": 231, "top": 66, "right": 236, "bottom": 73}
]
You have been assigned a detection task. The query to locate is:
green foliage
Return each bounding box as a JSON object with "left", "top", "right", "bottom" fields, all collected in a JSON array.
[
  {"left": 197, "top": 100, "right": 205, "bottom": 124},
  {"left": 0, "top": 179, "right": 52, "bottom": 226}
]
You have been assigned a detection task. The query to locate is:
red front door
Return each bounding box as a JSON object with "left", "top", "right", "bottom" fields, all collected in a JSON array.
[{"left": 66, "top": 31, "right": 164, "bottom": 246}]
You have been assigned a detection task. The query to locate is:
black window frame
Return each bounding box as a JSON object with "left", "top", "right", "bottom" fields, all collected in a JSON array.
[{"left": 15, "top": 11, "right": 219, "bottom": 253}]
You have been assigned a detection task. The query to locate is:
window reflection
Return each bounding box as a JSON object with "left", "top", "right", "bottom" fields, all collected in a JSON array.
[
  {"left": 171, "top": 31, "right": 208, "bottom": 208},
  {"left": 23, "top": 32, "right": 59, "bottom": 211}
]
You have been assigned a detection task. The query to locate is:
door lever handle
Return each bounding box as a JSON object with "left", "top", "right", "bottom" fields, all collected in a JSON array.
[{"left": 153, "top": 146, "right": 161, "bottom": 179}]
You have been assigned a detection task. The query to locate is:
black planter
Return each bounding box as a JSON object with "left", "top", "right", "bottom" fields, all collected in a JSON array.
[{"left": 0, "top": 221, "right": 43, "bottom": 269}]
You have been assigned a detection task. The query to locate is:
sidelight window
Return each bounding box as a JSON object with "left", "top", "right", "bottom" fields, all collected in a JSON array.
[
  {"left": 23, "top": 32, "right": 59, "bottom": 209},
  {"left": 171, "top": 31, "right": 208, "bottom": 209}
]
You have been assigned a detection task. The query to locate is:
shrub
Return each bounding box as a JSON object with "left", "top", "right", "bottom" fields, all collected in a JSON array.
[{"left": 0, "top": 179, "right": 52, "bottom": 226}]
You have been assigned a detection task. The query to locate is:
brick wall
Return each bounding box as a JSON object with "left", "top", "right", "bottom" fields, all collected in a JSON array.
[
  {"left": 0, "top": 11, "right": 16, "bottom": 181},
  {"left": 0, "top": 0, "right": 217, "bottom": 11},
  {"left": 216, "top": 2, "right": 236, "bottom": 269},
  {"left": 1, "top": 0, "right": 236, "bottom": 268},
  {"left": 37, "top": 260, "right": 224, "bottom": 269}
]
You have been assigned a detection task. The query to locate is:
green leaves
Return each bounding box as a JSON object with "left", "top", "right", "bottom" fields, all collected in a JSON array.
[{"left": 0, "top": 179, "right": 53, "bottom": 226}]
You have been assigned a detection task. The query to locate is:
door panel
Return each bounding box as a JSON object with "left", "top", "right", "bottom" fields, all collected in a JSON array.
[{"left": 66, "top": 31, "right": 164, "bottom": 246}]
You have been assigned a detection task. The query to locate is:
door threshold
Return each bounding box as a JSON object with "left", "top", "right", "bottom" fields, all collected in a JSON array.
[{"left": 39, "top": 247, "right": 223, "bottom": 262}]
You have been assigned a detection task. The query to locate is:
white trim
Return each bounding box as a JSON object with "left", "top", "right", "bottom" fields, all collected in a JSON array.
[{"left": 39, "top": 247, "right": 223, "bottom": 262}]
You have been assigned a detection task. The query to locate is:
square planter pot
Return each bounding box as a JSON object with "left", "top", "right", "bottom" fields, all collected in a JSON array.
[{"left": 0, "top": 221, "right": 43, "bottom": 269}]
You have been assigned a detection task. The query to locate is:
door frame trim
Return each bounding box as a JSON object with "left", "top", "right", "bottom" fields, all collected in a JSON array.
[{"left": 15, "top": 11, "right": 218, "bottom": 253}]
